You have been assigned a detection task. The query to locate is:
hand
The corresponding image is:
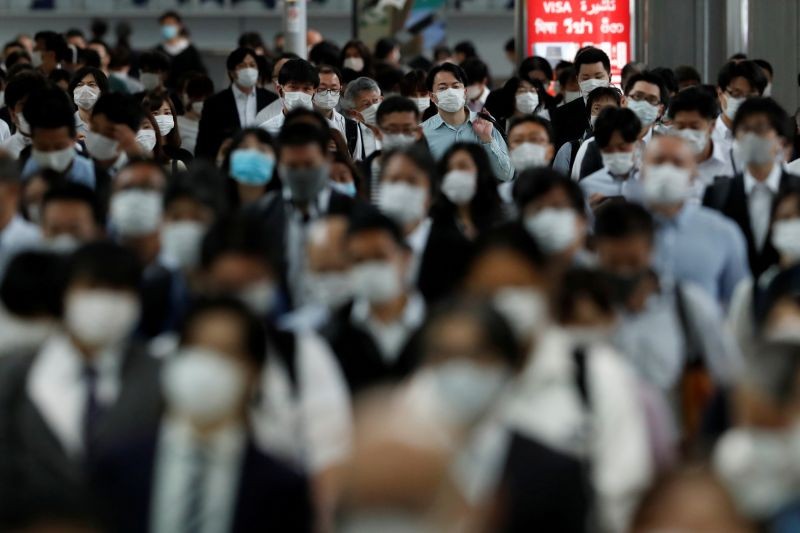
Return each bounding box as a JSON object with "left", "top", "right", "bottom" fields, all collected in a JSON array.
[
  {"left": 472, "top": 117, "right": 493, "bottom": 143},
  {"left": 349, "top": 109, "right": 365, "bottom": 124}
]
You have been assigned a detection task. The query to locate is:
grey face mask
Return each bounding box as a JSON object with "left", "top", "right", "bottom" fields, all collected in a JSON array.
[{"left": 279, "top": 164, "right": 328, "bottom": 203}]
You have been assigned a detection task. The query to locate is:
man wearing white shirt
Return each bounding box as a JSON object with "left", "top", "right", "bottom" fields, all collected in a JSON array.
[
  {"left": 0, "top": 157, "right": 39, "bottom": 274},
  {"left": 260, "top": 59, "right": 319, "bottom": 137},
  {"left": 1, "top": 71, "right": 47, "bottom": 159},
  {"left": 313, "top": 65, "right": 364, "bottom": 161}
]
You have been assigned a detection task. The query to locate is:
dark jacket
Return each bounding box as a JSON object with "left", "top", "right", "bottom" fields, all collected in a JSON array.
[
  {"left": 195, "top": 87, "right": 277, "bottom": 160},
  {"left": 551, "top": 97, "right": 588, "bottom": 149},
  {"left": 155, "top": 43, "right": 207, "bottom": 90},
  {"left": 417, "top": 211, "right": 475, "bottom": 305}
]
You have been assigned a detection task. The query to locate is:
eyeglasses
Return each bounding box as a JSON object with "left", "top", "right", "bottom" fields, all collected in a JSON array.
[
  {"left": 627, "top": 92, "right": 660, "bottom": 106},
  {"left": 315, "top": 89, "right": 340, "bottom": 96}
]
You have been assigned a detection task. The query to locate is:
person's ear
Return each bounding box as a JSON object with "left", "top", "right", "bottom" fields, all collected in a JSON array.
[{"left": 545, "top": 143, "right": 555, "bottom": 161}]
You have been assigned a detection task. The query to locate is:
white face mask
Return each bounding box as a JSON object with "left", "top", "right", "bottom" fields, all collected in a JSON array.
[
  {"left": 161, "top": 221, "right": 205, "bottom": 270},
  {"left": 313, "top": 90, "right": 340, "bottom": 111},
  {"left": 306, "top": 271, "right": 353, "bottom": 308},
  {"left": 191, "top": 101, "right": 204, "bottom": 116},
  {"left": 84, "top": 131, "right": 120, "bottom": 161},
  {"left": 735, "top": 132, "right": 776, "bottom": 166},
  {"left": 466, "top": 84, "right": 483, "bottom": 101},
  {"left": 282, "top": 91, "right": 314, "bottom": 112},
  {"left": 163, "top": 347, "right": 246, "bottom": 426},
  {"left": 515, "top": 92, "right": 540, "bottom": 115},
  {"left": 430, "top": 360, "right": 509, "bottom": 425},
  {"left": 441, "top": 169, "right": 477, "bottom": 205},
  {"left": 524, "top": 208, "right": 579, "bottom": 254},
  {"left": 381, "top": 132, "right": 417, "bottom": 151},
  {"left": 350, "top": 260, "right": 403, "bottom": 304},
  {"left": 601, "top": 151, "right": 635, "bottom": 176},
  {"left": 492, "top": 287, "right": 548, "bottom": 341},
  {"left": 360, "top": 102, "right": 380, "bottom": 126},
  {"left": 435, "top": 88, "right": 466, "bottom": 113},
  {"left": 237, "top": 280, "right": 275, "bottom": 317},
  {"left": 46, "top": 233, "right": 81, "bottom": 254},
  {"left": 674, "top": 128, "right": 709, "bottom": 156},
  {"left": 73, "top": 85, "right": 100, "bottom": 111},
  {"left": 343, "top": 56, "right": 365, "bottom": 72},
  {"left": 236, "top": 67, "right": 259, "bottom": 89},
  {"left": 579, "top": 78, "right": 609, "bottom": 99},
  {"left": 136, "top": 129, "right": 157, "bottom": 152},
  {"left": 511, "top": 142, "right": 548, "bottom": 171},
  {"left": 724, "top": 94, "right": 746, "bottom": 121},
  {"left": 140, "top": 72, "right": 161, "bottom": 91},
  {"left": 32, "top": 147, "right": 75, "bottom": 173},
  {"left": 378, "top": 181, "right": 427, "bottom": 226},
  {"left": 65, "top": 290, "right": 140, "bottom": 348},
  {"left": 564, "top": 90, "right": 582, "bottom": 104},
  {"left": 154, "top": 114, "right": 174, "bottom": 137},
  {"left": 772, "top": 219, "right": 800, "bottom": 261},
  {"left": 411, "top": 97, "right": 430, "bottom": 112},
  {"left": 110, "top": 189, "right": 163, "bottom": 238},
  {"left": 627, "top": 99, "right": 660, "bottom": 125},
  {"left": 642, "top": 163, "right": 693, "bottom": 205}
]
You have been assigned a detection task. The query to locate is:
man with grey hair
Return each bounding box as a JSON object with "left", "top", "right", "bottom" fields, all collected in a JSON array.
[
  {"left": 641, "top": 133, "right": 749, "bottom": 308},
  {"left": 0, "top": 154, "right": 40, "bottom": 273},
  {"left": 342, "top": 76, "right": 382, "bottom": 159}
]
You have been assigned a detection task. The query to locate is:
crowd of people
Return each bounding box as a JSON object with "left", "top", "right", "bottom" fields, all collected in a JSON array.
[{"left": 0, "top": 9, "right": 799, "bottom": 533}]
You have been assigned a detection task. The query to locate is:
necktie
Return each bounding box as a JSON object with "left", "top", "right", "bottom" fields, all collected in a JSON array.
[
  {"left": 183, "top": 446, "right": 208, "bottom": 533},
  {"left": 82, "top": 364, "right": 101, "bottom": 455},
  {"left": 751, "top": 183, "right": 772, "bottom": 252}
]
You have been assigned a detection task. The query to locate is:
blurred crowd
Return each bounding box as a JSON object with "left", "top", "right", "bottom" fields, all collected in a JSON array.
[{"left": 0, "top": 9, "right": 798, "bottom": 533}]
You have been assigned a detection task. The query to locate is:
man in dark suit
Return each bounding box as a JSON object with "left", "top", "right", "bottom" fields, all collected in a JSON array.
[
  {"left": 551, "top": 47, "right": 612, "bottom": 149},
  {"left": 90, "top": 297, "right": 313, "bottom": 533},
  {"left": 703, "top": 97, "right": 800, "bottom": 278},
  {"left": 194, "top": 47, "right": 277, "bottom": 161},
  {"left": 0, "top": 242, "right": 162, "bottom": 511}
]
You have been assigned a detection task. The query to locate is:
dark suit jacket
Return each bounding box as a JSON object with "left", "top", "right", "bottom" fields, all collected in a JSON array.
[
  {"left": 552, "top": 97, "right": 588, "bottom": 149},
  {"left": 0, "top": 342, "right": 162, "bottom": 511},
  {"left": 195, "top": 87, "right": 277, "bottom": 160},
  {"left": 703, "top": 171, "right": 800, "bottom": 278},
  {"left": 155, "top": 43, "right": 207, "bottom": 90},
  {"left": 90, "top": 434, "right": 312, "bottom": 533},
  {"left": 417, "top": 213, "right": 473, "bottom": 305}
]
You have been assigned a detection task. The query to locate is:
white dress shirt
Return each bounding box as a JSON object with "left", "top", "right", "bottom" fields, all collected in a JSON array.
[
  {"left": 1, "top": 131, "right": 31, "bottom": 158},
  {"left": 254, "top": 98, "right": 283, "bottom": 125},
  {"left": 0, "top": 214, "right": 40, "bottom": 277},
  {"left": 692, "top": 138, "right": 735, "bottom": 202},
  {"left": 26, "top": 333, "right": 124, "bottom": 456},
  {"left": 232, "top": 84, "right": 258, "bottom": 128},
  {"left": 151, "top": 419, "right": 244, "bottom": 533},
  {"left": 0, "top": 118, "right": 10, "bottom": 143},
  {"left": 744, "top": 163, "right": 782, "bottom": 251},
  {"left": 406, "top": 217, "right": 432, "bottom": 284},
  {"left": 260, "top": 112, "right": 285, "bottom": 137}
]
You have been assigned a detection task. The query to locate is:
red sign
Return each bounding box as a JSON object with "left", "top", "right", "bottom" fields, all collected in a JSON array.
[{"left": 526, "top": 0, "right": 631, "bottom": 81}]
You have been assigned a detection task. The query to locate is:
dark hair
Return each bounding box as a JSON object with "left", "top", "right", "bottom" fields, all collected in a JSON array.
[
  {"left": 238, "top": 32, "right": 265, "bottom": 51},
  {"left": 277, "top": 120, "right": 328, "bottom": 156},
  {"left": 200, "top": 211, "right": 281, "bottom": 275},
  {"left": 48, "top": 68, "right": 71, "bottom": 87},
  {"left": 649, "top": 67, "right": 678, "bottom": 96},
  {"left": 624, "top": 71, "right": 669, "bottom": 106},
  {"left": 557, "top": 65, "right": 577, "bottom": 88},
  {"left": 374, "top": 37, "right": 399, "bottom": 61},
  {"left": 753, "top": 58, "right": 774, "bottom": 77},
  {"left": 43, "top": 182, "right": 104, "bottom": 227},
  {"left": 594, "top": 201, "right": 654, "bottom": 243},
  {"left": 462, "top": 58, "right": 489, "bottom": 85},
  {"left": 77, "top": 48, "right": 101, "bottom": 69},
  {"left": 108, "top": 46, "right": 132, "bottom": 69},
  {"left": 621, "top": 61, "right": 646, "bottom": 83},
  {"left": 381, "top": 144, "right": 439, "bottom": 198},
  {"left": 519, "top": 56, "right": 553, "bottom": 83},
  {"left": 454, "top": 41, "right": 477, "bottom": 60},
  {"left": 4, "top": 51, "right": 32, "bottom": 71},
  {"left": 771, "top": 184, "right": 800, "bottom": 225},
  {"left": 180, "top": 296, "right": 267, "bottom": 367},
  {"left": 158, "top": 10, "right": 183, "bottom": 24},
  {"left": 513, "top": 168, "right": 585, "bottom": 214},
  {"left": 376, "top": 95, "right": 420, "bottom": 125},
  {"left": 225, "top": 47, "right": 257, "bottom": 72},
  {"left": 24, "top": 87, "right": 77, "bottom": 138},
  {"left": 730, "top": 52, "right": 748, "bottom": 61},
  {"left": 468, "top": 222, "right": 547, "bottom": 272},
  {"left": 34, "top": 31, "right": 69, "bottom": 62},
  {"left": 255, "top": 55, "right": 272, "bottom": 85},
  {"left": 166, "top": 160, "right": 228, "bottom": 217},
  {"left": 667, "top": 86, "right": 718, "bottom": 121},
  {"left": 67, "top": 241, "right": 142, "bottom": 290},
  {"left": 507, "top": 115, "right": 554, "bottom": 143},
  {"left": 434, "top": 45, "right": 452, "bottom": 61},
  {"left": 138, "top": 50, "right": 171, "bottom": 73},
  {"left": 340, "top": 40, "right": 374, "bottom": 75},
  {"left": 317, "top": 64, "right": 344, "bottom": 87},
  {"left": 1, "top": 250, "right": 66, "bottom": 319},
  {"left": 400, "top": 69, "right": 428, "bottom": 97},
  {"left": 185, "top": 73, "right": 214, "bottom": 100},
  {"left": 574, "top": 47, "right": 611, "bottom": 75},
  {"left": 5, "top": 71, "right": 47, "bottom": 110},
  {"left": 347, "top": 207, "right": 409, "bottom": 250},
  {"left": 68, "top": 66, "right": 109, "bottom": 97},
  {"left": 555, "top": 267, "right": 615, "bottom": 325},
  {"left": 732, "top": 97, "right": 792, "bottom": 140},
  {"left": 374, "top": 67, "right": 405, "bottom": 95},
  {"left": 717, "top": 60, "right": 768, "bottom": 94},
  {"left": 674, "top": 65, "right": 702, "bottom": 85},
  {"left": 585, "top": 86, "right": 623, "bottom": 119},
  {"left": 277, "top": 58, "right": 319, "bottom": 87},
  {"left": 92, "top": 93, "right": 144, "bottom": 132},
  {"left": 425, "top": 62, "right": 468, "bottom": 91},
  {"left": 309, "top": 41, "right": 342, "bottom": 67},
  {"left": 223, "top": 128, "right": 278, "bottom": 206},
  {"left": 593, "top": 107, "right": 642, "bottom": 148},
  {"left": 142, "top": 90, "right": 181, "bottom": 149}
]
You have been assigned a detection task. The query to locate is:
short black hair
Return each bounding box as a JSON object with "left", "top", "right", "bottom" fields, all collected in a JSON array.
[
  {"left": 238, "top": 31, "right": 264, "bottom": 51},
  {"left": 425, "top": 62, "right": 468, "bottom": 91},
  {"left": 593, "top": 201, "right": 654, "bottom": 243},
  {"left": 24, "top": 87, "right": 77, "bottom": 138},
  {"left": 34, "top": 31, "right": 69, "bottom": 62},
  {"left": 574, "top": 47, "right": 611, "bottom": 75},
  {"left": 374, "top": 37, "right": 399, "bottom": 60},
  {"left": 49, "top": 68, "right": 71, "bottom": 87},
  {"left": 667, "top": 86, "right": 718, "bottom": 121},
  {"left": 77, "top": 48, "right": 101, "bottom": 69},
  {"left": 5, "top": 71, "right": 47, "bottom": 110},
  {"left": 557, "top": 65, "right": 577, "bottom": 87},
  {"left": 68, "top": 66, "right": 108, "bottom": 96},
  {"left": 512, "top": 168, "right": 584, "bottom": 213},
  {"left": 593, "top": 107, "right": 641, "bottom": 148},
  {"left": 309, "top": 41, "right": 341, "bottom": 67},
  {"left": 1, "top": 251, "right": 67, "bottom": 319},
  {"left": 4, "top": 51, "right": 32, "bottom": 72},
  {"left": 555, "top": 267, "right": 615, "bottom": 325},
  {"left": 225, "top": 47, "right": 257, "bottom": 72},
  {"left": 507, "top": 115, "right": 554, "bottom": 143},
  {"left": 347, "top": 207, "right": 409, "bottom": 250},
  {"left": 180, "top": 296, "right": 267, "bottom": 367},
  {"left": 624, "top": 71, "right": 669, "bottom": 106},
  {"left": 185, "top": 74, "right": 214, "bottom": 99},
  {"left": 462, "top": 57, "right": 489, "bottom": 85},
  {"left": 519, "top": 56, "right": 553, "bottom": 83},
  {"left": 374, "top": 66, "right": 404, "bottom": 95},
  {"left": 732, "top": 97, "right": 792, "bottom": 140},
  {"left": 675, "top": 65, "right": 702, "bottom": 85},
  {"left": 468, "top": 222, "right": 547, "bottom": 271},
  {"left": 454, "top": 41, "right": 477, "bottom": 60},
  {"left": 67, "top": 241, "right": 142, "bottom": 290},
  {"left": 92, "top": 93, "right": 144, "bottom": 132},
  {"left": 138, "top": 50, "right": 171, "bottom": 73},
  {"left": 376, "top": 95, "right": 420, "bottom": 125},
  {"left": 200, "top": 211, "right": 280, "bottom": 275},
  {"left": 277, "top": 120, "right": 329, "bottom": 156},
  {"left": 165, "top": 161, "right": 227, "bottom": 217},
  {"left": 504, "top": 38, "right": 515, "bottom": 53},
  {"left": 43, "top": 182, "right": 104, "bottom": 226},
  {"left": 730, "top": 52, "right": 748, "bottom": 61},
  {"left": 753, "top": 58, "right": 774, "bottom": 77},
  {"left": 585, "top": 86, "right": 623, "bottom": 119},
  {"left": 650, "top": 67, "right": 678, "bottom": 96},
  {"left": 317, "top": 64, "right": 344, "bottom": 86},
  {"left": 717, "top": 60, "right": 768, "bottom": 94},
  {"left": 158, "top": 10, "right": 183, "bottom": 23},
  {"left": 400, "top": 69, "right": 428, "bottom": 97},
  {"left": 277, "top": 58, "right": 319, "bottom": 87},
  {"left": 65, "top": 28, "right": 84, "bottom": 40}
]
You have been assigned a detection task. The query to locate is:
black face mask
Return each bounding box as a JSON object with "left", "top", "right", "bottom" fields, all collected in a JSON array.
[{"left": 600, "top": 269, "right": 648, "bottom": 306}]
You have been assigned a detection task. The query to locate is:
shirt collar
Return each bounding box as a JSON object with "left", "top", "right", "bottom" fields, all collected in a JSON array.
[
  {"left": 281, "top": 186, "right": 332, "bottom": 216},
  {"left": 431, "top": 109, "right": 474, "bottom": 130},
  {"left": 162, "top": 417, "right": 246, "bottom": 460},
  {"left": 232, "top": 83, "right": 255, "bottom": 100},
  {"left": 744, "top": 163, "right": 782, "bottom": 194},
  {"left": 715, "top": 115, "right": 733, "bottom": 139},
  {"left": 351, "top": 291, "right": 426, "bottom": 329},
  {"left": 654, "top": 202, "right": 695, "bottom": 229},
  {"left": 36, "top": 331, "right": 124, "bottom": 381}
]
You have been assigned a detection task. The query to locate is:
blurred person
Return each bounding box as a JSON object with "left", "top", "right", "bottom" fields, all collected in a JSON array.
[
  {"left": 422, "top": 63, "right": 513, "bottom": 182},
  {"left": 754, "top": 58, "right": 774, "bottom": 97},
  {"left": 342, "top": 76, "right": 383, "bottom": 159},
  {"left": 462, "top": 58, "right": 491, "bottom": 113},
  {"left": 142, "top": 90, "right": 193, "bottom": 171},
  {"left": 374, "top": 37, "right": 402, "bottom": 70},
  {"left": 32, "top": 31, "right": 68, "bottom": 76},
  {"left": 87, "top": 40, "right": 110, "bottom": 74},
  {"left": 329, "top": 150, "right": 362, "bottom": 198},
  {"left": 40, "top": 183, "right": 104, "bottom": 251},
  {"left": 16, "top": 33, "right": 34, "bottom": 55},
  {"left": 453, "top": 41, "right": 477, "bottom": 65},
  {"left": 484, "top": 76, "right": 552, "bottom": 134},
  {"left": 621, "top": 61, "right": 647, "bottom": 90},
  {"left": 21, "top": 168, "right": 66, "bottom": 224},
  {"left": 713, "top": 61, "right": 768, "bottom": 152},
  {"left": 313, "top": 65, "right": 364, "bottom": 161},
  {"left": 90, "top": 296, "right": 313, "bottom": 533},
  {"left": 238, "top": 31, "right": 267, "bottom": 56},
  {"left": 176, "top": 73, "right": 213, "bottom": 155},
  {"left": 0, "top": 156, "right": 39, "bottom": 274},
  {"left": 260, "top": 58, "right": 319, "bottom": 136},
  {"left": 222, "top": 127, "right": 278, "bottom": 208},
  {"left": 107, "top": 47, "right": 142, "bottom": 94},
  {"left": 49, "top": 68, "right": 72, "bottom": 93},
  {"left": 1, "top": 71, "right": 47, "bottom": 158},
  {"left": 307, "top": 29, "right": 323, "bottom": 50},
  {"left": 503, "top": 115, "right": 557, "bottom": 212},
  {"left": 77, "top": 47, "right": 101, "bottom": 71},
  {"left": 399, "top": 69, "right": 430, "bottom": 114},
  {"left": 433, "top": 44, "right": 453, "bottom": 65},
  {"left": 3, "top": 50, "right": 31, "bottom": 72},
  {"left": 340, "top": 40, "right": 374, "bottom": 78},
  {"left": 155, "top": 10, "right": 206, "bottom": 89},
  {"left": 309, "top": 41, "right": 341, "bottom": 69},
  {"left": 195, "top": 47, "right": 277, "bottom": 160},
  {"left": 704, "top": 97, "right": 800, "bottom": 278},
  {"left": 69, "top": 67, "right": 108, "bottom": 138},
  {"left": 675, "top": 64, "right": 703, "bottom": 90},
  {"left": 556, "top": 65, "right": 581, "bottom": 106}
]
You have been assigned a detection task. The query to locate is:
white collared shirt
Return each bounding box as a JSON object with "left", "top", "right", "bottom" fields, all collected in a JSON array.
[
  {"left": 712, "top": 115, "right": 735, "bottom": 146},
  {"left": 260, "top": 112, "right": 285, "bottom": 137},
  {"left": 350, "top": 291, "right": 426, "bottom": 365},
  {"left": 26, "top": 333, "right": 124, "bottom": 456},
  {"left": 0, "top": 214, "right": 40, "bottom": 276},
  {"left": 327, "top": 109, "right": 364, "bottom": 161},
  {"left": 254, "top": 98, "right": 283, "bottom": 125},
  {"left": 406, "top": 217, "right": 432, "bottom": 284},
  {"left": 1, "top": 131, "right": 31, "bottom": 158},
  {"left": 232, "top": 83, "right": 257, "bottom": 128},
  {"left": 177, "top": 115, "right": 200, "bottom": 155},
  {"left": 744, "top": 163, "right": 782, "bottom": 251},
  {"left": 150, "top": 419, "right": 245, "bottom": 533}
]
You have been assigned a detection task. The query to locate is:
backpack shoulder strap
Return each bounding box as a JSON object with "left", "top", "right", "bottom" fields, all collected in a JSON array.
[{"left": 344, "top": 117, "right": 358, "bottom": 157}]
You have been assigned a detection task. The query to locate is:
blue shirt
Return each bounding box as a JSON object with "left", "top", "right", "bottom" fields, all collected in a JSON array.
[
  {"left": 22, "top": 153, "right": 96, "bottom": 190},
  {"left": 653, "top": 203, "right": 749, "bottom": 308},
  {"left": 421, "top": 110, "right": 513, "bottom": 182},
  {"left": 580, "top": 166, "right": 643, "bottom": 202}
]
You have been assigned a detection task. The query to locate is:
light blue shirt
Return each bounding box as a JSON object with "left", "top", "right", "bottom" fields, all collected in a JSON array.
[
  {"left": 22, "top": 153, "right": 96, "bottom": 190},
  {"left": 422, "top": 110, "right": 513, "bottom": 182},
  {"left": 653, "top": 204, "right": 749, "bottom": 308},
  {"left": 580, "top": 166, "right": 643, "bottom": 202}
]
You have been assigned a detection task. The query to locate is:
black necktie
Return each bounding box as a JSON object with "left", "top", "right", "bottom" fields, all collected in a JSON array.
[
  {"left": 183, "top": 446, "right": 208, "bottom": 533},
  {"left": 82, "top": 364, "right": 101, "bottom": 455}
]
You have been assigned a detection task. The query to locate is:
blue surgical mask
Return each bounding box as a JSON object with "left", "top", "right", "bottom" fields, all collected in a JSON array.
[
  {"left": 329, "top": 180, "right": 357, "bottom": 197},
  {"left": 161, "top": 24, "right": 180, "bottom": 41},
  {"left": 230, "top": 149, "right": 275, "bottom": 186}
]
